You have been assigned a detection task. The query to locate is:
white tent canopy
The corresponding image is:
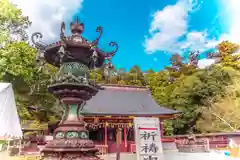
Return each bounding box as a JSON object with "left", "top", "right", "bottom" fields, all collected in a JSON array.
[{"left": 0, "top": 83, "right": 22, "bottom": 139}]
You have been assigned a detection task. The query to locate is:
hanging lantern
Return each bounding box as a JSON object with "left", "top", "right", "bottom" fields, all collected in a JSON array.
[
  {"left": 105, "top": 122, "right": 109, "bottom": 127},
  {"left": 94, "top": 117, "right": 99, "bottom": 124},
  {"left": 128, "top": 122, "right": 133, "bottom": 128}
]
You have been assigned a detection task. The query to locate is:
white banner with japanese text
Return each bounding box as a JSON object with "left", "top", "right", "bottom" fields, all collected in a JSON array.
[{"left": 134, "top": 117, "right": 163, "bottom": 160}]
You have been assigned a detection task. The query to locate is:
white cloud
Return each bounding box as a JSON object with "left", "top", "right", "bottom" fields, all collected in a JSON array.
[
  {"left": 181, "top": 0, "right": 240, "bottom": 69},
  {"left": 144, "top": 0, "right": 191, "bottom": 53},
  {"left": 143, "top": 0, "right": 240, "bottom": 68},
  {"left": 144, "top": 0, "right": 219, "bottom": 54},
  {"left": 10, "top": 0, "right": 84, "bottom": 42},
  {"left": 184, "top": 0, "right": 240, "bottom": 52},
  {"left": 197, "top": 58, "right": 216, "bottom": 69},
  {"left": 219, "top": 0, "right": 240, "bottom": 44},
  {"left": 180, "top": 31, "right": 219, "bottom": 52}
]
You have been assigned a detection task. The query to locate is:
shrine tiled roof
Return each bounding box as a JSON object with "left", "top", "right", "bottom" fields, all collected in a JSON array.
[{"left": 82, "top": 85, "right": 180, "bottom": 116}]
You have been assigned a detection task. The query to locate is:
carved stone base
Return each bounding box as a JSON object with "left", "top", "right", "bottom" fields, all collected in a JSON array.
[
  {"left": 45, "top": 139, "right": 96, "bottom": 149},
  {"left": 41, "top": 138, "right": 101, "bottom": 160},
  {"left": 42, "top": 151, "right": 102, "bottom": 160},
  {"left": 41, "top": 119, "right": 101, "bottom": 159},
  {"left": 41, "top": 81, "right": 102, "bottom": 160}
]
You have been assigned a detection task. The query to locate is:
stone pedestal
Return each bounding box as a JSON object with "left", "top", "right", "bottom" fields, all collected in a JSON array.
[{"left": 41, "top": 102, "right": 101, "bottom": 160}]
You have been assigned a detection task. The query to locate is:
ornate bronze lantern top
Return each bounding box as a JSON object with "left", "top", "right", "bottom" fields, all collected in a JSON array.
[{"left": 31, "top": 17, "right": 118, "bottom": 69}]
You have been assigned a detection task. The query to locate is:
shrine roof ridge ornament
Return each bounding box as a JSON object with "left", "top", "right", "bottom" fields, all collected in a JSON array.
[{"left": 31, "top": 16, "right": 118, "bottom": 68}]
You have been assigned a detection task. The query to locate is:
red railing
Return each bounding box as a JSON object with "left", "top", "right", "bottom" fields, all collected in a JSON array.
[{"left": 162, "top": 137, "right": 175, "bottom": 142}]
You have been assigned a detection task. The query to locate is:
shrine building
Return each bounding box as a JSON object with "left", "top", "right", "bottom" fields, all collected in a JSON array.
[{"left": 74, "top": 84, "right": 179, "bottom": 153}]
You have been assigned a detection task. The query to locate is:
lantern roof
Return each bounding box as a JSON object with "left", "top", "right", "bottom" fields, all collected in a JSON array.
[{"left": 31, "top": 17, "right": 118, "bottom": 68}]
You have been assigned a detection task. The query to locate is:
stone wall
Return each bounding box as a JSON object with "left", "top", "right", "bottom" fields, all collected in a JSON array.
[
  {"left": 164, "top": 132, "right": 240, "bottom": 149},
  {"left": 177, "top": 144, "right": 209, "bottom": 152}
]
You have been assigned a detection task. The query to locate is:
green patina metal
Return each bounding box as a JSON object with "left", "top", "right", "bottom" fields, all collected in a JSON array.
[
  {"left": 55, "top": 131, "right": 89, "bottom": 139},
  {"left": 61, "top": 103, "right": 86, "bottom": 122},
  {"left": 66, "top": 131, "right": 79, "bottom": 138},
  {"left": 55, "top": 132, "right": 65, "bottom": 139},
  {"left": 53, "top": 62, "right": 90, "bottom": 84},
  {"left": 60, "top": 104, "right": 79, "bottom": 123},
  {"left": 68, "top": 104, "right": 79, "bottom": 117}
]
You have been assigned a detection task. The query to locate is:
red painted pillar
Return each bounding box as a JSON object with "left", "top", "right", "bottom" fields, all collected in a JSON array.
[
  {"left": 160, "top": 120, "right": 164, "bottom": 138},
  {"left": 124, "top": 127, "right": 127, "bottom": 151},
  {"left": 104, "top": 124, "right": 108, "bottom": 146}
]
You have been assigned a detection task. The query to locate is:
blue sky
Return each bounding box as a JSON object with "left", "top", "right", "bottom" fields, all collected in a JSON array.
[
  {"left": 12, "top": 0, "right": 240, "bottom": 71},
  {"left": 72, "top": 0, "right": 229, "bottom": 71}
]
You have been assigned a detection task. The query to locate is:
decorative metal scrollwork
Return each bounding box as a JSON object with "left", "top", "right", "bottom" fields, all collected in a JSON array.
[
  {"left": 105, "top": 42, "right": 118, "bottom": 58},
  {"left": 77, "top": 101, "right": 86, "bottom": 121},
  {"left": 57, "top": 46, "right": 66, "bottom": 63},
  {"left": 31, "top": 32, "right": 47, "bottom": 65},
  {"left": 31, "top": 32, "right": 47, "bottom": 50},
  {"left": 60, "top": 22, "right": 66, "bottom": 42},
  {"left": 91, "top": 26, "right": 103, "bottom": 46}
]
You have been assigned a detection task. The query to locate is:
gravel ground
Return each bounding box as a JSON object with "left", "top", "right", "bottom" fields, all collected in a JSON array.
[
  {"left": 100, "top": 151, "right": 238, "bottom": 160},
  {"left": 0, "top": 151, "right": 238, "bottom": 160},
  {"left": 0, "top": 151, "right": 7, "bottom": 160}
]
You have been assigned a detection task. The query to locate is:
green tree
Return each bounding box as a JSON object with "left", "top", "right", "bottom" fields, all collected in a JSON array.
[
  {"left": 146, "top": 69, "right": 154, "bottom": 73},
  {"left": 197, "top": 67, "right": 240, "bottom": 132},
  {"left": 197, "top": 96, "right": 240, "bottom": 133},
  {"left": 0, "top": 42, "right": 58, "bottom": 123},
  {"left": 208, "top": 41, "right": 240, "bottom": 69},
  {"left": 0, "top": 42, "right": 36, "bottom": 80},
  {"left": 0, "top": 1, "right": 59, "bottom": 126},
  {"left": 147, "top": 65, "right": 232, "bottom": 134},
  {"left": 217, "top": 41, "right": 239, "bottom": 57},
  {"left": 0, "top": 0, "right": 30, "bottom": 44}
]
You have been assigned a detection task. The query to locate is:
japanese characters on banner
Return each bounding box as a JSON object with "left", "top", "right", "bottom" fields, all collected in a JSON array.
[{"left": 134, "top": 117, "right": 163, "bottom": 160}]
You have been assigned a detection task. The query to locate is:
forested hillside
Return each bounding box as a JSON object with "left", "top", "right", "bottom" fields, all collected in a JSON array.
[
  {"left": 1, "top": 0, "right": 240, "bottom": 135},
  {"left": 147, "top": 41, "right": 240, "bottom": 135}
]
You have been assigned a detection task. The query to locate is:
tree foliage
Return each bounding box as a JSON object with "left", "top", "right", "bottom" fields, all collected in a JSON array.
[
  {"left": 0, "top": 42, "right": 36, "bottom": 80},
  {"left": 0, "top": 42, "right": 58, "bottom": 123},
  {"left": 0, "top": 0, "right": 30, "bottom": 44},
  {"left": 146, "top": 41, "right": 240, "bottom": 134},
  {"left": 0, "top": 0, "right": 59, "bottom": 127}
]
